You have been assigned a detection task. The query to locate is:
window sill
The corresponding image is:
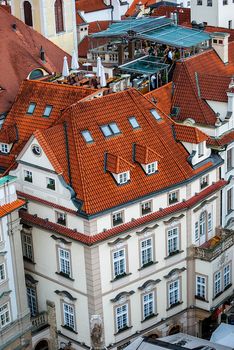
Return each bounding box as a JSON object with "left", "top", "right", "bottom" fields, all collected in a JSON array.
[
  {"left": 56, "top": 272, "right": 74, "bottom": 281},
  {"left": 138, "top": 261, "right": 158, "bottom": 271},
  {"left": 224, "top": 283, "right": 232, "bottom": 291},
  {"left": 195, "top": 295, "right": 209, "bottom": 303},
  {"left": 111, "top": 272, "right": 132, "bottom": 283},
  {"left": 114, "top": 325, "right": 132, "bottom": 335},
  {"left": 61, "top": 325, "right": 78, "bottom": 334},
  {"left": 164, "top": 250, "right": 183, "bottom": 259},
  {"left": 200, "top": 183, "right": 208, "bottom": 190},
  {"left": 169, "top": 199, "right": 178, "bottom": 205},
  {"left": 213, "top": 291, "right": 223, "bottom": 300},
  {"left": 112, "top": 221, "right": 123, "bottom": 227},
  {"left": 23, "top": 256, "right": 36, "bottom": 264},
  {"left": 141, "top": 313, "right": 158, "bottom": 323},
  {"left": 166, "top": 301, "right": 183, "bottom": 311}
]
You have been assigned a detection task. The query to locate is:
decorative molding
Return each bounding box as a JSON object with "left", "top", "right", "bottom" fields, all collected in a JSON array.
[
  {"left": 163, "top": 214, "right": 185, "bottom": 225},
  {"left": 193, "top": 196, "right": 217, "bottom": 212},
  {"left": 136, "top": 223, "right": 159, "bottom": 235},
  {"left": 55, "top": 290, "right": 77, "bottom": 301},
  {"left": 0, "top": 251, "right": 7, "bottom": 256},
  {"left": 0, "top": 290, "right": 11, "bottom": 300},
  {"left": 108, "top": 235, "right": 131, "bottom": 246},
  {"left": 164, "top": 267, "right": 186, "bottom": 279},
  {"left": 25, "top": 274, "right": 38, "bottom": 285},
  {"left": 110, "top": 290, "right": 135, "bottom": 303},
  {"left": 138, "top": 279, "right": 161, "bottom": 290},
  {"left": 51, "top": 234, "right": 71, "bottom": 245}
]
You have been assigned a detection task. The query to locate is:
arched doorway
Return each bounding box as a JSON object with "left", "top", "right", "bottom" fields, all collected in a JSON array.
[
  {"left": 35, "top": 340, "right": 49, "bottom": 350},
  {"left": 23, "top": 1, "right": 33, "bottom": 27},
  {"left": 168, "top": 325, "right": 181, "bottom": 335}
]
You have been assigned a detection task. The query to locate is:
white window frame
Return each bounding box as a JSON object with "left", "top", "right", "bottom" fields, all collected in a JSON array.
[
  {"left": 24, "top": 170, "right": 33, "bottom": 183},
  {"left": 143, "top": 292, "right": 155, "bottom": 319},
  {"left": 0, "top": 263, "right": 6, "bottom": 283},
  {"left": 194, "top": 221, "right": 199, "bottom": 242},
  {"left": 141, "top": 201, "right": 152, "bottom": 215},
  {"left": 0, "top": 302, "right": 11, "bottom": 329},
  {"left": 56, "top": 211, "right": 67, "bottom": 226},
  {"left": 223, "top": 264, "right": 231, "bottom": 289},
  {"left": 58, "top": 248, "right": 71, "bottom": 277},
  {"left": 46, "top": 177, "right": 55, "bottom": 190},
  {"left": 146, "top": 162, "right": 157, "bottom": 174},
  {"left": 118, "top": 172, "right": 129, "bottom": 184},
  {"left": 1, "top": 144, "right": 8, "bottom": 153},
  {"left": 22, "top": 233, "right": 33, "bottom": 261},
  {"left": 168, "top": 279, "right": 180, "bottom": 307},
  {"left": 63, "top": 302, "right": 75, "bottom": 330},
  {"left": 199, "top": 211, "right": 206, "bottom": 237},
  {"left": 198, "top": 142, "right": 204, "bottom": 157},
  {"left": 196, "top": 275, "right": 206, "bottom": 299},
  {"left": 112, "top": 248, "right": 126, "bottom": 278},
  {"left": 112, "top": 211, "right": 123, "bottom": 226},
  {"left": 200, "top": 175, "right": 209, "bottom": 189},
  {"left": 167, "top": 227, "right": 179, "bottom": 255},
  {"left": 27, "top": 286, "right": 37, "bottom": 316},
  {"left": 214, "top": 271, "right": 221, "bottom": 297},
  {"left": 140, "top": 238, "right": 153, "bottom": 267},
  {"left": 208, "top": 212, "right": 212, "bottom": 232},
  {"left": 168, "top": 191, "right": 178, "bottom": 205},
  {"left": 115, "top": 303, "right": 128, "bottom": 332}
]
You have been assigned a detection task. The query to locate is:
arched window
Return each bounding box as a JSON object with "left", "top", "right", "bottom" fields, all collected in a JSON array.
[
  {"left": 54, "top": 0, "right": 64, "bottom": 33},
  {"left": 28, "top": 69, "right": 44, "bottom": 80},
  {"left": 23, "top": 1, "right": 33, "bottom": 27}
]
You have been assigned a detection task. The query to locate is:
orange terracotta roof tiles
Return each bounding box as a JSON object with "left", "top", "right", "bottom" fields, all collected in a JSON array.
[
  {"left": 0, "top": 198, "right": 25, "bottom": 218},
  {"left": 125, "top": 0, "right": 154, "bottom": 17},
  {"left": 76, "top": 0, "right": 111, "bottom": 13},
  {"left": 199, "top": 74, "right": 230, "bottom": 102},
  {"left": 106, "top": 153, "right": 134, "bottom": 174},
  {"left": 88, "top": 21, "right": 111, "bottom": 34},
  {"left": 173, "top": 124, "right": 208, "bottom": 144},
  {"left": 207, "top": 130, "right": 234, "bottom": 147},
  {"left": 152, "top": 6, "right": 190, "bottom": 25},
  {"left": 134, "top": 144, "right": 162, "bottom": 164},
  {"left": 146, "top": 82, "right": 172, "bottom": 115}
]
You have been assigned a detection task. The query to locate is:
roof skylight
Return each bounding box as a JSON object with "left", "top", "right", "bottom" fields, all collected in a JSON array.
[
  {"left": 81, "top": 130, "right": 94, "bottom": 143},
  {"left": 43, "top": 105, "right": 53, "bottom": 117},
  {"left": 27, "top": 102, "right": 36, "bottom": 115},
  {"left": 100, "top": 123, "right": 121, "bottom": 137},
  {"left": 129, "top": 116, "right": 140, "bottom": 129},
  {"left": 150, "top": 109, "right": 161, "bottom": 121}
]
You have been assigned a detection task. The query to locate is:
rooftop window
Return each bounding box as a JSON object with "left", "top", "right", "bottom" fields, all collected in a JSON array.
[
  {"left": 100, "top": 123, "right": 121, "bottom": 137},
  {"left": 81, "top": 130, "right": 93, "bottom": 143},
  {"left": 43, "top": 105, "right": 53, "bottom": 117},
  {"left": 27, "top": 102, "right": 36, "bottom": 115},
  {"left": 117, "top": 171, "right": 130, "bottom": 185},
  {"left": 150, "top": 109, "right": 161, "bottom": 121},
  {"left": 128, "top": 116, "right": 140, "bottom": 129}
]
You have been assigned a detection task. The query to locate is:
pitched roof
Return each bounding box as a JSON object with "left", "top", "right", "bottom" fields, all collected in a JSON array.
[
  {"left": 76, "top": 0, "right": 111, "bottom": 13},
  {"left": 35, "top": 88, "right": 218, "bottom": 215},
  {"left": 173, "top": 124, "right": 208, "bottom": 144},
  {"left": 146, "top": 82, "right": 172, "bottom": 115},
  {"left": 125, "top": 0, "right": 156, "bottom": 17},
  {"left": 0, "top": 80, "right": 96, "bottom": 172},
  {"left": 152, "top": 6, "right": 191, "bottom": 25},
  {"left": 208, "top": 130, "right": 234, "bottom": 147},
  {"left": 172, "top": 43, "right": 234, "bottom": 125},
  {"left": 0, "top": 198, "right": 25, "bottom": 218},
  {"left": 0, "top": 7, "right": 71, "bottom": 115}
]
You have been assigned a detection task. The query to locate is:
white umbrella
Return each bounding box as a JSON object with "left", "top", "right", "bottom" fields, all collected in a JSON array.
[
  {"left": 62, "top": 56, "right": 69, "bottom": 77},
  {"left": 100, "top": 65, "right": 106, "bottom": 87},
  {"left": 96, "top": 56, "right": 102, "bottom": 78},
  {"left": 71, "top": 50, "right": 79, "bottom": 70}
]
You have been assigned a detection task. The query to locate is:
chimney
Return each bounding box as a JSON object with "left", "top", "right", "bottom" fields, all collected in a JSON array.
[
  {"left": 40, "top": 46, "right": 45, "bottom": 62},
  {"left": 226, "top": 76, "right": 234, "bottom": 116},
  {"left": 210, "top": 32, "right": 230, "bottom": 64}
]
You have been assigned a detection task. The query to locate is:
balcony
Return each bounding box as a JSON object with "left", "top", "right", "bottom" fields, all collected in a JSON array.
[
  {"left": 31, "top": 311, "right": 49, "bottom": 333},
  {"left": 193, "top": 229, "right": 234, "bottom": 261}
]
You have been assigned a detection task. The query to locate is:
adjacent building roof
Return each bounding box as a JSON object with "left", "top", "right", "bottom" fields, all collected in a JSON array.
[
  {"left": 173, "top": 124, "right": 208, "bottom": 144},
  {"left": 76, "top": 0, "right": 111, "bottom": 13},
  {"left": 0, "top": 7, "right": 71, "bottom": 115},
  {"left": 152, "top": 6, "right": 191, "bottom": 25},
  {"left": 0, "top": 198, "right": 25, "bottom": 218},
  {"left": 146, "top": 82, "right": 172, "bottom": 115}
]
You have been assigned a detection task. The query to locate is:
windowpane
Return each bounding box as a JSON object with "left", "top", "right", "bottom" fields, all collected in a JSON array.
[
  {"left": 109, "top": 123, "right": 120, "bottom": 134},
  {"left": 146, "top": 162, "right": 157, "bottom": 174},
  {"left": 141, "top": 238, "right": 152, "bottom": 266},
  {"left": 0, "top": 303, "right": 10, "bottom": 328},
  {"left": 214, "top": 271, "right": 221, "bottom": 296},
  {"left": 55, "top": 0, "right": 64, "bottom": 33},
  {"left": 141, "top": 201, "right": 152, "bottom": 215},
  {"left": 56, "top": 212, "right": 66, "bottom": 226},
  {"left": 168, "top": 280, "right": 179, "bottom": 307},
  {"left": 43, "top": 105, "right": 53, "bottom": 117},
  {"left": 24, "top": 170, "right": 33, "bottom": 183},
  {"left": 167, "top": 227, "right": 179, "bottom": 254},
  {"left": 129, "top": 117, "right": 140, "bottom": 129},
  {"left": 23, "top": 233, "right": 33, "bottom": 260},
  {"left": 112, "top": 212, "right": 123, "bottom": 226},
  {"left": 113, "top": 249, "right": 126, "bottom": 278},
  {"left": 59, "top": 248, "right": 71, "bottom": 276},
  {"left": 47, "top": 177, "right": 55, "bottom": 190},
  {"left": 0, "top": 264, "right": 5, "bottom": 282},
  {"left": 116, "top": 304, "right": 128, "bottom": 332},
  {"left": 143, "top": 292, "right": 154, "bottom": 318},
  {"left": 27, "top": 287, "right": 37, "bottom": 316},
  {"left": 63, "top": 303, "right": 75, "bottom": 330},
  {"left": 224, "top": 265, "right": 231, "bottom": 288},
  {"left": 27, "top": 103, "right": 36, "bottom": 115},
  {"left": 1, "top": 144, "right": 8, "bottom": 153},
  {"left": 119, "top": 172, "right": 128, "bottom": 184},
  {"left": 81, "top": 130, "right": 93, "bottom": 143},
  {"left": 100, "top": 125, "right": 112, "bottom": 137},
  {"left": 150, "top": 109, "right": 161, "bottom": 120},
  {"left": 196, "top": 275, "right": 206, "bottom": 299}
]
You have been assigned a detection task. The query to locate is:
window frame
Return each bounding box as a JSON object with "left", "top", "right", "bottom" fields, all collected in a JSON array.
[
  {"left": 46, "top": 177, "right": 55, "bottom": 191},
  {"left": 1, "top": 144, "right": 9, "bottom": 154},
  {"left": 22, "top": 232, "right": 34, "bottom": 261},
  {"left": 26, "top": 285, "right": 38, "bottom": 317},
  {"left": 140, "top": 237, "right": 153, "bottom": 268},
  {"left": 142, "top": 291, "right": 156, "bottom": 320},
  {"left": 200, "top": 174, "right": 209, "bottom": 189},
  {"left": 196, "top": 275, "right": 207, "bottom": 300},
  {"left": 24, "top": 170, "right": 33, "bottom": 183},
  {"left": 227, "top": 148, "right": 233, "bottom": 172},
  {"left": 167, "top": 226, "right": 180, "bottom": 256},
  {"left": 168, "top": 279, "right": 180, "bottom": 308},
  {"left": 118, "top": 172, "right": 129, "bottom": 185},
  {"left": 56, "top": 211, "right": 67, "bottom": 226},
  {"left": 141, "top": 200, "right": 152, "bottom": 216},
  {"left": 227, "top": 187, "right": 233, "bottom": 214},
  {"left": 128, "top": 116, "right": 140, "bottom": 129},
  {"left": 0, "top": 302, "right": 11, "bottom": 329},
  {"left": 54, "top": 0, "right": 64, "bottom": 33},
  {"left": 0, "top": 263, "right": 6, "bottom": 283},
  {"left": 112, "top": 211, "right": 124, "bottom": 227},
  {"left": 214, "top": 271, "right": 222, "bottom": 297},
  {"left": 168, "top": 190, "right": 179, "bottom": 205},
  {"left": 115, "top": 303, "right": 129, "bottom": 333},
  {"left": 58, "top": 247, "right": 72, "bottom": 278},
  {"left": 26, "top": 102, "right": 36, "bottom": 115},
  {"left": 62, "top": 302, "right": 76, "bottom": 331},
  {"left": 198, "top": 142, "right": 204, "bottom": 157},
  {"left": 42, "top": 105, "right": 53, "bottom": 118},
  {"left": 112, "top": 247, "right": 127, "bottom": 279},
  {"left": 146, "top": 162, "right": 157, "bottom": 175},
  {"left": 223, "top": 264, "right": 231, "bottom": 289}
]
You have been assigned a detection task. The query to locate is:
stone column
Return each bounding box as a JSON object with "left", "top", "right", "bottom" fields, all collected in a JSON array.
[
  {"left": 128, "top": 40, "right": 135, "bottom": 61},
  {"left": 47, "top": 300, "right": 58, "bottom": 350},
  {"left": 118, "top": 43, "right": 125, "bottom": 65}
]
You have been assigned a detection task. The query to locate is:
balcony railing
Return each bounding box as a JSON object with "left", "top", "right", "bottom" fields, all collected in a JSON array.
[
  {"left": 193, "top": 230, "right": 234, "bottom": 261},
  {"left": 31, "top": 311, "right": 48, "bottom": 333}
]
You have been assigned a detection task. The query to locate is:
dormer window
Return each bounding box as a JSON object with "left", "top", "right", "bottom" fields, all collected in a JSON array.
[
  {"left": 43, "top": 105, "right": 53, "bottom": 117},
  {"left": 146, "top": 162, "right": 157, "bottom": 175},
  {"left": 198, "top": 142, "right": 204, "bottom": 157},
  {"left": 150, "top": 109, "right": 161, "bottom": 121},
  {"left": 118, "top": 171, "right": 129, "bottom": 185},
  {"left": 1, "top": 144, "right": 9, "bottom": 153},
  {"left": 27, "top": 102, "right": 36, "bottom": 115}
]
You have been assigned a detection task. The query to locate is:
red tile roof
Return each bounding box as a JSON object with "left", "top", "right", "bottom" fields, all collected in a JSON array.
[
  {"left": 173, "top": 124, "right": 208, "bottom": 144},
  {"left": 0, "top": 7, "right": 72, "bottom": 115},
  {"left": 33, "top": 88, "right": 218, "bottom": 215},
  {"left": 146, "top": 82, "right": 172, "bottom": 115},
  {"left": 0, "top": 198, "right": 25, "bottom": 218},
  {"left": 106, "top": 153, "right": 134, "bottom": 173},
  {"left": 76, "top": 11, "right": 86, "bottom": 25},
  {"left": 199, "top": 74, "right": 230, "bottom": 102},
  {"left": 19, "top": 180, "right": 227, "bottom": 245},
  {"left": 208, "top": 130, "right": 234, "bottom": 147},
  {"left": 135, "top": 144, "right": 162, "bottom": 164},
  {"left": 125, "top": 0, "right": 156, "bottom": 17},
  {"left": 152, "top": 6, "right": 191, "bottom": 25},
  {"left": 76, "top": 0, "right": 111, "bottom": 13}
]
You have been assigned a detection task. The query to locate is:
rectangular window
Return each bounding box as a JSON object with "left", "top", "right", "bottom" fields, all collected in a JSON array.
[
  {"left": 24, "top": 170, "right": 33, "bottom": 183},
  {"left": 207, "top": 0, "right": 212, "bottom": 5},
  {"left": 200, "top": 175, "right": 209, "bottom": 189},
  {"left": 1, "top": 144, "right": 8, "bottom": 153},
  {"left": 27, "top": 102, "right": 36, "bottom": 115},
  {"left": 227, "top": 188, "right": 233, "bottom": 213},
  {"left": 112, "top": 212, "right": 123, "bottom": 226},
  {"left": 0, "top": 263, "right": 6, "bottom": 282},
  {"left": 223, "top": 0, "right": 228, "bottom": 4},
  {"left": 27, "top": 287, "right": 37, "bottom": 316},
  {"left": 141, "top": 201, "right": 152, "bottom": 215},
  {"left": 0, "top": 303, "right": 10, "bottom": 328},
  {"left": 59, "top": 248, "right": 71, "bottom": 277},
  {"left": 115, "top": 304, "right": 128, "bottom": 332},
  {"left": 63, "top": 303, "right": 75, "bottom": 330},
  {"left": 22, "top": 233, "right": 33, "bottom": 261},
  {"left": 81, "top": 130, "right": 93, "bottom": 143},
  {"left": 168, "top": 280, "right": 180, "bottom": 307},
  {"left": 100, "top": 123, "right": 120, "bottom": 137},
  {"left": 43, "top": 105, "right": 53, "bottom": 117},
  {"left": 141, "top": 238, "right": 153, "bottom": 267},
  {"left": 197, "top": 0, "right": 202, "bottom": 4},
  {"left": 224, "top": 264, "right": 231, "bottom": 288},
  {"left": 113, "top": 248, "right": 126, "bottom": 278},
  {"left": 196, "top": 275, "right": 206, "bottom": 299},
  {"left": 146, "top": 162, "right": 157, "bottom": 174},
  {"left": 194, "top": 221, "right": 199, "bottom": 241},
  {"left": 208, "top": 212, "right": 212, "bottom": 232},
  {"left": 128, "top": 116, "right": 140, "bottom": 129},
  {"left": 198, "top": 142, "right": 204, "bottom": 157},
  {"left": 56, "top": 212, "right": 66, "bottom": 226},
  {"left": 46, "top": 177, "right": 55, "bottom": 190},
  {"left": 143, "top": 292, "right": 154, "bottom": 319},
  {"left": 118, "top": 172, "right": 129, "bottom": 184},
  {"left": 168, "top": 191, "right": 178, "bottom": 205},
  {"left": 214, "top": 271, "right": 221, "bottom": 296},
  {"left": 227, "top": 148, "right": 233, "bottom": 172},
  {"left": 167, "top": 227, "right": 179, "bottom": 255},
  {"left": 150, "top": 109, "right": 161, "bottom": 120}
]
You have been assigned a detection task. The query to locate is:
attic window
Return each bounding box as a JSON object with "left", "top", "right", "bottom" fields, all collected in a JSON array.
[
  {"left": 43, "top": 105, "right": 53, "bottom": 117},
  {"left": 128, "top": 116, "right": 140, "bottom": 129},
  {"left": 1, "top": 144, "right": 9, "bottom": 154},
  {"left": 29, "top": 69, "right": 44, "bottom": 80},
  {"left": 100, "top": 123, "right": 121, "bottom": 137},
  {"left": 150, "top": 109, "right": 161, "bottom": 121},
  {"left": 81, "top": 130, "right": 93, "bottom": 143},
  {"left": 27, "top": 103, "right": 36, "bottom": 115},
  {"left": 118, "top": 171, "right": 129, "bottom": 185},
  {"left": 146, "top": 162, "right": 157, "bottom": 174}
]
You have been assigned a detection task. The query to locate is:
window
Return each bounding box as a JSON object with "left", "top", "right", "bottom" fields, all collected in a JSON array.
[
  {"left": 47, "top": 177, "right": 55, "bottom": 190},
  {"left": 26, "top": 102, "right": 36, "bottom": 115},
  {"left": 23, "top": 1, "right": 33, "bottom": 27},
  {"left": 196, "top": 275, "right": 206, "bottom": 299},
  {"left": 143, "top": 292, "right": 155, "bottom": 319},
  {"left": 146, "top": 162, "right": 157, "bottom": 174},
  {"left": 100, "top": 123, "right": 121, "bottom": 137},
  {"left": 227, "top": 188, "right": 233, "bottom": 214},
  {"left": 24, "top": 170, "right": 33, "bottom": 183},
  {"left": 167, "top": 227, "right": 179, "bottom": 255},
  {"left": 141, "top": 238, "right": 153, "bottom": 267},
  {"left": 0, "top": 303, "right": 10, "bottom": 328},
  {"left": 29, "top": 69, "right": 44, "bottom": 80},
  {"left": 200, "top": 175, "right": 209, "bottom": 189},
  {"left": 81, "top": 130, "right": 93, "bottom": 143},
  {"left": 224, "top": 264, "right": 231, "bottom": 288},
  {"left": 27, "top": 287, "right": 37, "bottom": 316},
  {"left": 43, "top": 105, "right": 53, "bottom": 117},
  {"left": 194, "top": 221, "right": 199, "bottom": 241},
  {"left": 228, "top": 20, "right": 232, "bottom": 29},
  {"left": 168, "top": 279, "right": 180, "bottom": 307},
  {"left": 169, "top": 191, "right": 178, "bottom": 205},
  {"left": 118, "top": 172, "right": 129, "bottom": 184},
  {"left": 22, "top": 233, "right": 33, "bottom": 261},
  {"left": 128, "top": 116, "right": 140, "bottom": 129},
  {"left": 59, "top": 248, "right": 71, "bottom": 277},
  {"left": 208, "top": 212, "right": 212, "bottom": 232},
  {"left": 198, "top": 142, "right": 204, "bottom": 157},
  {"left": 0, "top": 263, "right": 6, "bottom": 283},
  {"left": 199, "top": 211, "right": 206, "bottom": 237},
  {"left": 197, "top": 0, "right": 202, "bottom": 4},
  {"left": 56, "top": 212, "right": 66, "bottom": 226},
  {"left": 55, "top": 0, "right": 64, "bottom": 33},
  {"left": 214, "top": 271, "right": 221, "bottom": 296},
  {"left": 227, "top": 148, "right": 233, "bottom": 171},
  {"left": 112, "top": 212, "right": 123, "bottom": 226},
  {"left": 223, "top": 0, "right": 228, "bottom": 4},
  {"left": 115, "top": 304, "right": 128, "bottom": 332},
  {"left": 31, "top": 145, "right": 41, "bottom": 156},
  {"left": 113, "top": 248, "right": 126, "bottom": 279},
  {"left": 150, "top": 109, "right": 161, "bottom": 120},
  {"left": 1, "top": 144, "right": 8, "bottom": 153},
  {"left": 63, "top": 303, "right": 75, "bottom": 330},
  {"left": 141, "top": 201, "right": 152, "bottom": 215},
  {"left": 207, "top": 0, "right": 212, "bottom": 5}
]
